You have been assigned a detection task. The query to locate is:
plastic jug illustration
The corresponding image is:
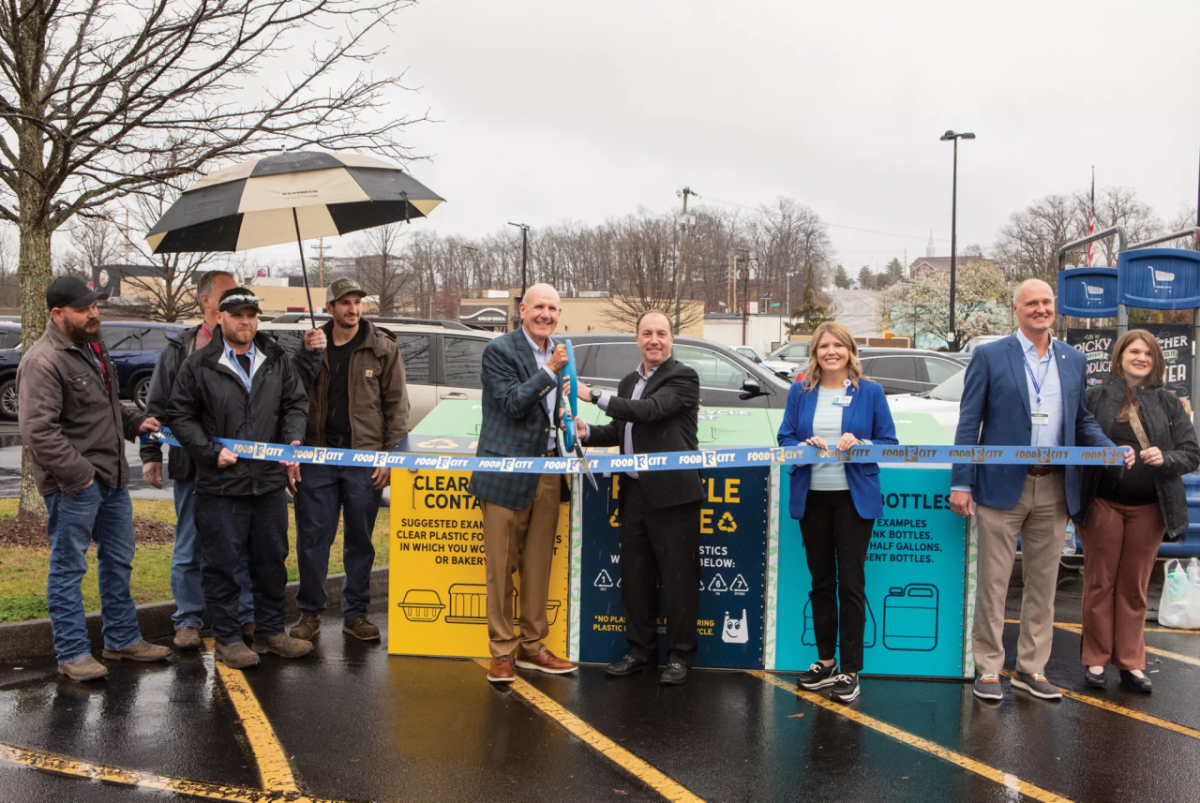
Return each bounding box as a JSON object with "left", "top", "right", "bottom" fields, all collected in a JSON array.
[
  {"left": 801, "top": 591, "right": 876, "bottom": 648},
  {"left": 722, "top": 609, "right": 749, "bottom": 644},
  {"left": 883, "top": 584, "right": 939, "bottom": 651}
]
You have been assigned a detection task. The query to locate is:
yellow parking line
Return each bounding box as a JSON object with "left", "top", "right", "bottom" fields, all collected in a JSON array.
[
  {"left": 1049, "top": 623, "right": 1200, "bottom": 669},
  {"left": 473, "top": 660, "right": 703, "bottom": 803},
  {"left": 204, "top": 638, "right": 301, "bottom": 793},
  {"left": 750, "top": 671, "right": 1072, "bottom": 803},
  {"left": 0, "top": 740, "right": 342, "bottom": 803}
]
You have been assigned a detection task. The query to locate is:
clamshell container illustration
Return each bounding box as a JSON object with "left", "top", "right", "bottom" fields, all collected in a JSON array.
[
  {"left": 396, "top": 589, "right": 446, "bottom": 623},
  {"left": 444, "top": 583, "right": 562, "bottom": 625},
  {"left": 883, "top": 584, "right": 939, "bottom": 651}
]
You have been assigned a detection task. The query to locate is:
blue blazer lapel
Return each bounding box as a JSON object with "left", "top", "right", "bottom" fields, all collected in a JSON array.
[
  {"left": 839, "top": 381, "right": 858, "bottom": 432},
  {"left": 1007, "top": 339, "right": 1032, "bottom": 419}
]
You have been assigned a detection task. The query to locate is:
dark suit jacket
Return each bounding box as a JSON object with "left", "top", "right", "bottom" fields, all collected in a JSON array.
[
  {"left": 468, "top": 328, "right": 565, "bottom": 510},
  {"left": 585, "top": 356, "right": 704, "bottom": 509}
]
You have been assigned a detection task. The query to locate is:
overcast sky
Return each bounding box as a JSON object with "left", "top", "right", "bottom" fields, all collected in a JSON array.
[{"left": 279, "top": 0, "right": 1200, "bottom": 272}]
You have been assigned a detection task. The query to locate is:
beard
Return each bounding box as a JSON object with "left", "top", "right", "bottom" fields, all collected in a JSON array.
[{"left": 64, "top": 317, "right": 100, "bottom": 343}]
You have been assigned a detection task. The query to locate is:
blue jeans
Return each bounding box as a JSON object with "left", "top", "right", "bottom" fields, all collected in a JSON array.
[
  {"left": 45, "top": 482, "right": 142, "bottom": 665},
  {"left": 295, "top": 464, "right": 382, "bottom": 620},
  {"left": 170, "top": 478, "right": 254, "bottom": 630}
]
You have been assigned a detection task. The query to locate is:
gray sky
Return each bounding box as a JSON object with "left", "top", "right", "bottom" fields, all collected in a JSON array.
[{"left": 363, "top": 0, "right": 1199, "bottom": 272}]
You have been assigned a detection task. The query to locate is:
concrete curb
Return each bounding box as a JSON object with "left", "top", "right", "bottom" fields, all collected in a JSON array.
[{"left": 0, "top": 565, "right": 389, "bottom": 662}]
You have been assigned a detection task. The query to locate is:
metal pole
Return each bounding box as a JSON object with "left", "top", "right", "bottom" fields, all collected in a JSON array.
[
  {"left": 520, "top": 227, "right": 528, "bottom": 297},
  {"left": 948, "top": 137, "right": 958, "bottom": 352},
  {"left": 675, "top": 187, "right": 692, "bottom": 332}
]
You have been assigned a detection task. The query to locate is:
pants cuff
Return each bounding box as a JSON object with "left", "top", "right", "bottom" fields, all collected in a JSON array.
[
  {"left": 58, "top": 651, "right": 93, "bottom": 666},
  {"left": 104, "top": 634, "right": 144, "bottom": 652}
]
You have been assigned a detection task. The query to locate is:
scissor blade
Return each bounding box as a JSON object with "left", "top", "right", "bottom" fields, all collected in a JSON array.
[{"left": 573, "top": 443, "right": 599, "bottom": 491}]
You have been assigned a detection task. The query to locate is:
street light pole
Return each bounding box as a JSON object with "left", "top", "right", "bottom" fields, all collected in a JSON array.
[
  {"left": 507, "top": 221, "right": 530, "bottom": 297},
  {"left": 940, "top": 130, "right": 975, "bottom": 352}
]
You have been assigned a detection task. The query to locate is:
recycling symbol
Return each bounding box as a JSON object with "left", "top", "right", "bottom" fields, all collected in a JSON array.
[
  {"left": 594, "top": 570, "right": 614, "bottom": 589},
  {"left": 417, "top": 437, "right": 462, "bottom": 450},
  {"left": 730, "top": 574, "right": 750, "bottom": 594},
  {"left": 708, "top": 573, "right": 729, "bottom": 593},
  {"left": 717, "top": 512, "right": 737, "bottom": 533}
]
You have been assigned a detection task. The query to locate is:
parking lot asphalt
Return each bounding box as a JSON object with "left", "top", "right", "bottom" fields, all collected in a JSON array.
[{"left": 3, "top": 577, "right": 1200, "bottom": 803}]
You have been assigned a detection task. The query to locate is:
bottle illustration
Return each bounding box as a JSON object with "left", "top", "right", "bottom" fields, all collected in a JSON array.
[
  {"left": 801, "top": 591, "right": 876, "bottom": 648},
  {"left": 882, "top": 584, "right": 939, "bottom": 651}
]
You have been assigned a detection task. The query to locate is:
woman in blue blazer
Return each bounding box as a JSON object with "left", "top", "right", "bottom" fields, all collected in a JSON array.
[{"left": 776, "top": 322, "right": 897, "bottom": 703}]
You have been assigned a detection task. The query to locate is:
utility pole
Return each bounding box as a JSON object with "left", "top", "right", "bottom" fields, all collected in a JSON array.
[
  {"left": 674, "top": 187, "right": 698, "bottom": 332},
  {"left": 309, "top": 239, "right": 333, "bottom": 289},
  {"left": 740, "top": 256, "right": 751, "bottom": 345},
  {"left": 124, "top": 208, "right": 130, "bottom": 264},
  {"left": 508, "top": 222, "right": 530, "bottom": 297}
]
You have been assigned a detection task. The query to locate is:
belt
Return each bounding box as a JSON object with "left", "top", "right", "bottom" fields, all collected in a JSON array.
[{"left": 1027, "top": 465, "right": 1062, "bottom": 477}]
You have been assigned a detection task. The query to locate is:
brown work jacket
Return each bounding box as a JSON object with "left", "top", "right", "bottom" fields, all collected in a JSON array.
[
  {"left": 17, "top": 322, "right": 145, "bottom": 496},
  {"left": 303, "top": 319, "right": 410, "bottom": 452}
]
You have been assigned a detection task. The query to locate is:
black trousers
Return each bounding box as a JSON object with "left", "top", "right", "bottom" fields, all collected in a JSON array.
[
  {"left": 620, "top": 478, "right": 702, "bottom": 667},
  {"left": 196, "top": 489, "right": 289, "bottom": 645},
  {"left": 798, "top": 490, "right": 874, "bottom": 674}
]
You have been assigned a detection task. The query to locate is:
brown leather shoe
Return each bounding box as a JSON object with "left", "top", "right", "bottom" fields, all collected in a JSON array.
[
  {"left": 57, "top": 655, "right": 108, "bottom": 682},
  {"left": 343, "top": 617, "right": 381, "bottom": 641},
  {"left": 174, "top": 627, "right": 202, "bottom": 650},
  {"left": 102, "top": 639, "right": 171, "bottom": 662},
  {"left": 215, "top": 640, "right": 260, "bottom": 670},
  {"left": 252, "top": 633, "right": 314, "bottom": 658},
  {"left": 487, "top": 655, "right": 516, "bottom": 683},
  {"left": 289, "top": 614, "right": 320, "bottom": 640},
  {"left": 516, "top": 649, "right": 577, "bottom": 675}
]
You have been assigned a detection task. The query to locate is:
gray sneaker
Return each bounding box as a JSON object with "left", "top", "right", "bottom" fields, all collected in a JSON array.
[
  {"left": 57, "top": 655, "right": 108, "bottom": 682},
  {"left": 1010, "top": 672, "right": 1062, "bottom": 700},
  {"left": 972, "top": 673, "right": 1003, "bottom": 701}
]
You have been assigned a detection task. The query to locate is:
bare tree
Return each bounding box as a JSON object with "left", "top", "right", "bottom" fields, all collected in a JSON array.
[
  {"left": 994, "top": 194, "right": 1085, "bottom": 281},
  {"left": 1083, "top": 186, "right": 1161, "bottom": 260},
  {"left": 602, "top": 211, "right": 703, "bottom": 332},
  {"left": 0, "top": 0, "right": 426, "bottom": 520},
  {"left": 350, "top": 223, "right": 409, "bottom": 316},
  {"left": 1167, "top": 207, "right": 1199, "bottom": 251}
]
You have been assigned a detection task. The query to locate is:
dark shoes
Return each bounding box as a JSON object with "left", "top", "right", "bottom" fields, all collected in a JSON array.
[
  {"left": 973, "top": 673, "right": 1003, "bottom": 701},
  {"left": 343, "top": 617, "right": 381, "bottom": 641},
  {"left": 1011, "top": 672, "right": 1062, "bottom": 700},
  {"left": 288, "top": 614, "right": 321, "bottom": 641},
  {"left": 102, "top": 639, "right": 171, "bottom": 663},
  {"left": 487, "top": 655, "right": 516, "bottom": 683},
  {"left": 829, "top": 673, "right": 860, "bottom": 703},
  {"left": 1120, "top": 670, "right": 1152, "bottom": 693},
  {"left": 174, "top": 627, "right": 202, "bottom": 650},
  {"left": 606, "top": 654, "right": 654, "bottom": 677},
  {"left": 1084, "top": 667, "right": 1107, "bottom": 688},
  {"left": 252, "top": 633, "right": 314, "bottom": 659},
  {"left": 659, "top": 662, "right": 688, "bottom": 686},
  {"left": 57, "top": 655, "right": 108, "bottom": 682},
  {"left": 797, "top": 661, "right": 839, "bottom": 690},
  {"left": 215, "top": 640, "right": 260, "bottom": 670}
]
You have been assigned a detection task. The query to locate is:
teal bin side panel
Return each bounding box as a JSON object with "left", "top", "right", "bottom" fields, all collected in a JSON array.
[{"left": 776, "top": 467, "right": 967, "bottom": 677}]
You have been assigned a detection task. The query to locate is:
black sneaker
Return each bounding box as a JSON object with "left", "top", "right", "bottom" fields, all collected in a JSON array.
[
  {"left": 797, "top": 661, "right": 838, "bottom": 690},
  {"left": 829, "top": 673, "right": 860, "bottom": 703},
  {"left": 1010, "top": 672, "right": 1062, "bottom": 700},
  {"left": 973, "top": 673, "right": 1003, "bottom": 700}
]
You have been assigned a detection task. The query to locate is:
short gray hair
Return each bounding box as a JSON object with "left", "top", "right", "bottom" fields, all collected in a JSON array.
[{"left": 198, "top": 270, "right": 235, "bottom": 300}]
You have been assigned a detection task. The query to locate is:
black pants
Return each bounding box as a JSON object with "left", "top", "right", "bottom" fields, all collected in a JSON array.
[
  {"left": 294, "top": 464, "right": 383, "bottom": 620},
  {"left": 799, "top": 490, "right": 874, "bottom": 674},
  {"left": 196, "top": 489, "right": 289, "bottom": 645},
  {"left": 620, "top": 478, "right": 702, "bottom": 667}
]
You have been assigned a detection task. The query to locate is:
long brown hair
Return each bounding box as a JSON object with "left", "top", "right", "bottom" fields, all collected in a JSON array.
[
  {"left": 802, "top": 322, "right": 864, "bottom": 391},
  {"left": 1109, "top": 329, "right": 1165, "bottom": 421}
]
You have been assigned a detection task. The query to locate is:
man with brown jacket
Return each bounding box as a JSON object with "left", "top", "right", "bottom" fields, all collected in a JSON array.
[
  {"left": 290, "top": 277, "right": 410, "bottom": 644},
  {"left": 18, "top": 277, "right": 170, "bottom": 681}
]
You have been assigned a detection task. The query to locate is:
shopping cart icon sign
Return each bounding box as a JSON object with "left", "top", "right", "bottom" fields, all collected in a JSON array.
[
  {"left": 1081, "top": 281, "right": 1105, "bottom": 306},
  {"left": 1147, "top": 264, "right": 1175, "bottom": 292}
]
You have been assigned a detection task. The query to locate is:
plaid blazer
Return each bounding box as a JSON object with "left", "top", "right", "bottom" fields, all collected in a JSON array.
[{"left": 468, "top": 329, "right": 564, "bottom": 510}]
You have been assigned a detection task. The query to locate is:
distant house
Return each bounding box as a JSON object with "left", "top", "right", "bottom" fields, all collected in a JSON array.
[{"left": 908, "top": 255, "right": 999, "bottom": 279}]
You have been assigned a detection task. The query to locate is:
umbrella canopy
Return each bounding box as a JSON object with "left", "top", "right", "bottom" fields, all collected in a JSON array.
[{"left": 146, "top": 151, "right": 443, "bottom": 254}]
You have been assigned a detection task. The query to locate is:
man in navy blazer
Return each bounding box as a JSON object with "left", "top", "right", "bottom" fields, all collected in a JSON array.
[{"left": 951, "top": 278, "right": 1130, "bottom": 702}]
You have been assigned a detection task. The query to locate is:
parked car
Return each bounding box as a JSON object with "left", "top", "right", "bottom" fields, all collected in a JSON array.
[
  {"left": 884, "top": 368, "right": 964, "bottom": 439},
  {"left": 960, "top": 335, "right": 1006, "bottom": 358},
  {"left": 562, "top": 333, "right": 793, "bottom": 409},
  {"left": 733, "top": 346, "right": 801, "bottom": 381},
  {"left": 0, "top": 322, "right": 22, "bottom": 419},
  {"left": 768, "top": 341, "right": 810, "bottom": 365},
  {"left": 858, "top": 347, "right": 968, "bottom": 395}
]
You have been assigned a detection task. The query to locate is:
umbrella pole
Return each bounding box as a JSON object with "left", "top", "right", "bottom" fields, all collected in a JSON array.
[{"left": 292, "top": 208, "right": 317, "bottom": 329}]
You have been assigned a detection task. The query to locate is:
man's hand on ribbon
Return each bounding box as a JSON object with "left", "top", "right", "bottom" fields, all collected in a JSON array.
[{"left": 548, "top": 344, "right": 569, "bottom": 372}]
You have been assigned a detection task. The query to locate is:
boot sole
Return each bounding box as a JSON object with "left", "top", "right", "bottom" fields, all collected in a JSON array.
[
  {"left": 215, "top": 653, "right": 260, "bottom": 670},
  {"left": 57, "top": 667, "right": 108, "bottom": 681},
  {"left": 101, "top": 650, "right": 170, "bottom": 662},
  {"left": 342, "top": 626, "right": 381, "bottom": 641},
  {"left": 798, "top": 676, "right": 838, "bottom": 690},
  {"left": 251, "top": 644, "right": 314, "bottom": 658},
  {"left": 831, "top": 685, "right": 860, "bottom": 703}
]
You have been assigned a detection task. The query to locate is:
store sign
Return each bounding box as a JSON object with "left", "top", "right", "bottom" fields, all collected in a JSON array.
[
  {"left": 1058, "top": 267, "right": 1118, "bottom": 318},
  {"left": 1067, "top": 323, "right": 1192, "bottom": 402},
  {"left": 578, "top": 467, "right": 768, "bottom": 669},
  {"left": 1066, "top": 329, "right": 1116, "bottom": 387},
  {"left": 1118, "top": 248, "right": 1200, "bottom": 311}
]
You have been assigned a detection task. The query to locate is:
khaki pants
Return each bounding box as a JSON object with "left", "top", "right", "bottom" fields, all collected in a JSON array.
[
  {"left": 972, "top": 472, "right": 1067, "bottom": 675},
  {"left": 481, "top": 473, "right": 561, "bottom": 659}
]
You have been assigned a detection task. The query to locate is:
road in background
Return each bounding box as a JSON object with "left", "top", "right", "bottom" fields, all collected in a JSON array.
[{"left": 826, "top": 289, "right": 880, "bottom": 337}]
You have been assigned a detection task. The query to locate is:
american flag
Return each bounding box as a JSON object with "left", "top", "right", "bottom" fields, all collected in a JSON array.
[{"left": 1087, "top": 168, "right": 1096, "bottom": 267}]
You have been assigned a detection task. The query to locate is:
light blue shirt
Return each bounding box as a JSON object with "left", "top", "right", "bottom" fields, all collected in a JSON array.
[
  {"left": 522, "top": 329, "right": 558, "bottom": 452},
  {"left": 810, "top": 385, "right": 849, "bottom": 491},
  {"left": 221, "top": 339, "right": 259, "bottom": 394},
  {"left": 1016, "top": 329, "right": 1063, "bottom": 448},
  {"left": 594, "top": 362, "right": 659, "bottom": 479}
]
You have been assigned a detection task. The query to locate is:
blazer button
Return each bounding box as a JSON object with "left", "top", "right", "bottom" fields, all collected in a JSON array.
[{"left": 1027, "top": 426, "right": 1032, "bottom": 430}]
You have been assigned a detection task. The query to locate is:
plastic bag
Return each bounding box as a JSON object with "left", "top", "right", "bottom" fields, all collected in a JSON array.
[{"left": 1157, "top": 559, "right": 1200, "bottom": 630}]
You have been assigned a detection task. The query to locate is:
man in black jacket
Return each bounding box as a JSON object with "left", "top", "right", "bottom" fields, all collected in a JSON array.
[
  {"left": 166, "top": 288, "right": 312, "bottom": 669},
  {"left": 573, "top": 310, "right": 704, "bottom": 685}
]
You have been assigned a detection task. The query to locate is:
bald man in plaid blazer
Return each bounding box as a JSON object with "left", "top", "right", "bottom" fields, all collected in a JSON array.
[{"left": 469, "top": 284, "right": 577, "bottom": 683}]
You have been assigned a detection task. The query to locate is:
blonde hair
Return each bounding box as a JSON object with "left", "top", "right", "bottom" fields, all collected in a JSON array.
[{"left": 802, "top": 322, "right": 863, "bottom": 391}]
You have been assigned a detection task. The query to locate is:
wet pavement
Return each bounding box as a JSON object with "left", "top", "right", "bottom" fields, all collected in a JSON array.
[{"left": 2, "top": 577, "right": 1200, "bottom": 803}]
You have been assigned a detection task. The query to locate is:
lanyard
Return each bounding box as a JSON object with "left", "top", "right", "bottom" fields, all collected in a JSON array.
[{"left": 1022, "top": 349, "right": 1051, "bottom": 411}]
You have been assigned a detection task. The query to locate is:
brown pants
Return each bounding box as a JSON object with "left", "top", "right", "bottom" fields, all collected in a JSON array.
[
  {"left": 973, "top": 472, "right": 1068, "bottom": 675},
  {"left": 481, "top": 473, "right": 561, "bottom": 659},
  {"left": 1078, "top": 498, "right": 1164, "bottom": 670}
]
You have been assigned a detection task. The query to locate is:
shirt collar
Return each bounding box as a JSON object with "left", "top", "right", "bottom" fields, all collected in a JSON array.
[
  {"left": 224, "top": 338, "right": 257, "bottom": 364},
  {"left": 1016, "top": 329, "right": 1052, "bottom": 360},
  {"left": 522, "top": 327, "right": 553, "bottom": 355},
  {"left": 636, "top": 362, "right": 661, "bottom": 380}
]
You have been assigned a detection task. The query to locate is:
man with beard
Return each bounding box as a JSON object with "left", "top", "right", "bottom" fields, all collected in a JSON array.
[
  {"left": 18, "top": 276, "right": 170, "bottom": 681},
  {"left": 167, "top": 288, "right": 311, "bottom": 669},
  {"left": 290, "top": 277, "right": 409, "bottom": 645}
]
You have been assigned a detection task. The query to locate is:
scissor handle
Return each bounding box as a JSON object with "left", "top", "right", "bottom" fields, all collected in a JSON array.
[{"left": 562, "top": 340, "right": 578, "bottom": 451}]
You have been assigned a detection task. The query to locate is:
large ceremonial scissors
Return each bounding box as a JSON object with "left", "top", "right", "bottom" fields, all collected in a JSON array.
[{"left": 559, "top": 340, "right": 598, "bottom": 491}]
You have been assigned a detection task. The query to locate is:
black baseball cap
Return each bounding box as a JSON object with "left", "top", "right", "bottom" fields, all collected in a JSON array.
[
  {"left": 218, "top": 287, "right": 262, "bottom": 314},
  {"left": 46, "top": 276, "right": 107, "bottom": 311}
]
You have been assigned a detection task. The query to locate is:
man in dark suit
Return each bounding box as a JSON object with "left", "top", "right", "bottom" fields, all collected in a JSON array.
[
  {"left": 573, "top": 310, "right": 704, "bottom": 685},
  {"left": 469, "top": 283, "right": 577, "bottom": 683}
]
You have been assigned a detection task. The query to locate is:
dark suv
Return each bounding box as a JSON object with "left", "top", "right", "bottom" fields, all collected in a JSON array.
[
  {"left": 857, "top": 347, "right": 968, "bottom": 394},
  {"left": 562, "top": 333, "right": 792, "bottom": 409}
]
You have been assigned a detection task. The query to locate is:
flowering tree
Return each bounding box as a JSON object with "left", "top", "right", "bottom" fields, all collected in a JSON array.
[{"left": 879, "top": 261, "right": 1011, "bottom": 350}]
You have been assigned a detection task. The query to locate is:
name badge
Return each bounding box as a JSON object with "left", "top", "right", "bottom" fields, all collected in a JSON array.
[
  {"left": 1031, "top": 412, "right": 1050, "bottom": 426},
  {"left": 833, "top": 396, "right": 852, "bottom": 407}
]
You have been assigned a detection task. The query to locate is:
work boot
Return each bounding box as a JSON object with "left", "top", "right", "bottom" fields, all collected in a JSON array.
[
  {"left": 215, "top": 641, "right": 260, "bottom": 670},
  {"left": 289, "top": 614, "right": 320, "bottom": 640},
  {"left": 343, "top": 617, "right": 381, "bottom": 641},
  {"left": 252, "top": 633, "right": 314, "bottom": 658},
  {"left": 174, "top": 627, "right": 202, "bottom": 650},
  {"left": 57, "top": 655, "right": 108, "bottom": 682},
  {"left": 102, "top": 639, "right": 171, "bottom": 662}
]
